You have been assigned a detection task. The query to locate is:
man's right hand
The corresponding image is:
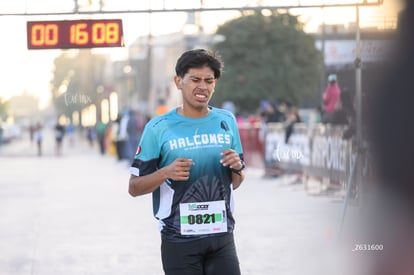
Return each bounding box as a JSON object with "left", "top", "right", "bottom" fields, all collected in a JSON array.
[{"left": 164, "top": 158, "right": 194, "bottom": 181}]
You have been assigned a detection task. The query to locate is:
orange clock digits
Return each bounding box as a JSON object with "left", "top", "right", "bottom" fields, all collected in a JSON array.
[
  {"left": 31, "top": 24, "right": 58, "bottom": 46},
  {"left": 70, "top": 23, "right": 88, "bottom": 45},
  {"left": 91, "top": 22, "right": 120, "bottom": 44},
  {"left": 27, "top": 19, "right": 123, "bottom": 49}
]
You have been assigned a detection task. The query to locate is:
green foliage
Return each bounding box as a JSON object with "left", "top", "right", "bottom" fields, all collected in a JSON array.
[
  {"left": 211, "top": 11, "right": 323, "bottom": 113},
  {"left": 0, "top": 97, "right": 8, "bottom": 119}
]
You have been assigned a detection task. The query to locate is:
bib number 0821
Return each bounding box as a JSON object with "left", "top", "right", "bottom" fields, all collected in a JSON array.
[{"left": 187, "top": 214, "right": 216, "bottom": 225}]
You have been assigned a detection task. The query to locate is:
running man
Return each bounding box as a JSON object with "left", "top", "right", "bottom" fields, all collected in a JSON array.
[{"left": 128, "top": 49, "right": 245, "bottom": 275}]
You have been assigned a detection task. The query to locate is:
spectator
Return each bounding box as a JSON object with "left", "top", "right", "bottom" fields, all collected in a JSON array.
[
  {"left": 284, "top": 106, "right": 301, "bottom": 144},
  {"left": 126, "top": 110, "right": 144, "bottom": 163},
  {"left": 0, "top": 124, "right": 4, "bottom": 145},
  {"left": 262, "top": 100, "right": 286, "bottom": 123},
  {"left": 110, "top": 117, "right": 124, "bottom": 161},
  {"left": 29, "top": 123, "right": 35, "bottom": 144},
  {"left": 322, "top": 74, "right": 341, "bottom": 123},
  {"left": 118, "top": 110, "right": 129, "bottom": 160},
  {"left": 155, "top": 99, "right": 169, "bottom": 117},
  {"left": 330, "top": 88, "right": 356, "bottom": 139},
  {"left": 86, "top": 126, "right": 96, "bottom": 147},
  {"left": 96, "top": 120, "right": 107, "bottom": 155},
  {"left": 66, "top": 122, "right": 75, "bottom": 147},
  {"left": 55, "top": 121, "right": 65, "bottom": 156},
  {"left": 34, "top": 122, "right": 43, "bottom": 156}
]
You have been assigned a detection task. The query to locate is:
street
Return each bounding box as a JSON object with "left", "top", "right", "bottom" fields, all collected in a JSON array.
[{"left": 0, "top": 132, "right": 362, "bottom": 275}]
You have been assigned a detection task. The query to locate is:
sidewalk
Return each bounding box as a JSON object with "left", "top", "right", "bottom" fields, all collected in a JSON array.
[{"left": 0, "top": 132, "right": 361, "bottom": 275}]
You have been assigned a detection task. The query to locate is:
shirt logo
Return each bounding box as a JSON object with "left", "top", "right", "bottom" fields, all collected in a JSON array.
[
  {"left": 221, "top": 121, "right": 229, "bottom": 131},
  {"left": 168, "top": 134, "right": 231, "bottom": 150},
  {"left": 135, "top": 146, "right": 141, "bottom": 155}
]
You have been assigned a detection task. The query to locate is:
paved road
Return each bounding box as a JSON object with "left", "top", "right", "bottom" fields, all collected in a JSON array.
[{"left": 0, "top": 133, "right": 361, "bottom": 275}]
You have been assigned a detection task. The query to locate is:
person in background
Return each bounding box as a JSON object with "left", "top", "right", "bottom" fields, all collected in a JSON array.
[
  {"left": 128, "top": 49, "right": 245, "bottom": 275},
  {"left": 263, "top": 100, "right": 286, "bottom": 123},
  {"left": 315, "top": 105, "right": 323, "bottom": 123},
  {"left": 155, "top": 99, "right": 170, "bottom": 117},
  {"left": 54, "top": 121, "right": 65, "bottom": 156},
  {"left": 96, "top": 120, "right": 107, "bottom": 155},
  {"left": 330, "top": 88, "right": 356, "bottom": 140},
  {"left": 29, "top": 123, "right": 35, "bottom": 144},
  {"left": 118, "top": 110, "right": 129, "bottom": 160},
  {"left": 86, "top": 126, "right": 96, "bottom": 147},
  {"left": 284, "top": 106, "right": 301, "bottom": 144},
  {"left": 222, "top": 100, "right": 236, "bottom": 115},
  {"left": 34, "top": 122, "right": 43, "bottom": 156},
  {"left": 0, "top": 124, "right": 3, "bottom": 145},
  {"left": 126, "top": 110, "right": 144, "bottom": 163},
  {"left": 66, "top": 122, "right": 75, "bottom": 147},
  {"left": 110, "top": 117, "right": 123, "bottom": 161},
  {"left": 322, "top": 74, "right": 341, "bottom": 123}
]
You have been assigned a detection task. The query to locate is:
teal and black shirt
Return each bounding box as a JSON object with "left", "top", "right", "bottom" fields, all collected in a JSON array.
[{"left": 129, "top": 107, "right": 244, "bottom": 242}]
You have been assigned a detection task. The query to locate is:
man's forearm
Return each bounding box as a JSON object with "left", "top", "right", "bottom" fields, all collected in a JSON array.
[
  {"left": 231, "top": 171, "right": 245, "bottom": 190},
  {"left": 128, "top": 169, "right": 168, "bottom": 197}
]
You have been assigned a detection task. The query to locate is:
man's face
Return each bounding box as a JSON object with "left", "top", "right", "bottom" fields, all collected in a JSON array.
[{"left": 174, "top": 65, "right": 217, "bottom": 112}]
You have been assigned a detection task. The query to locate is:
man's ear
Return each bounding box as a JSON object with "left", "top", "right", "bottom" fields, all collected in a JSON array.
[{"left": 174, "top": 76, "right": 182, "bottom": 89}]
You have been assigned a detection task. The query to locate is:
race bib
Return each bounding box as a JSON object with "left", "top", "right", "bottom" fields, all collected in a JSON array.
[{"left": 179, "top": 200, "right": 227, "bottom": 235}]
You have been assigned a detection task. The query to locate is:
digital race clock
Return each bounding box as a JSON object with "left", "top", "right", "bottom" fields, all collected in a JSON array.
[{"left": 27, "top": 19, "right": 124, "bottom": 49}]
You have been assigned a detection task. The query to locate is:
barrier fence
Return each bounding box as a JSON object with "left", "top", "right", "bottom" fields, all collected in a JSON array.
[
  {"left": 238, "top": 121, "right": 264, "bottom": 169},
  {"left": 239, "top": 122, "right": 359, "bottom": 187},
  {"left": 264, "top": 123, "right": 357, "bottom": 182}
]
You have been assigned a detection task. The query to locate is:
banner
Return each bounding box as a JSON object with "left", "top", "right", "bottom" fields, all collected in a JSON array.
[{"left": 264, "top": 123, "right": 357, "bottom": 182}]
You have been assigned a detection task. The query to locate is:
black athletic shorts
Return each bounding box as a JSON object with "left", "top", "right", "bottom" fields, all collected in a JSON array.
[{"left": 161, "top": 233, "right": 241, "bottom": 275}]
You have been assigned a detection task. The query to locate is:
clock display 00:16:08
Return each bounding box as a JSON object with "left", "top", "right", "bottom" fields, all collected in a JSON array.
[{"left": 27, "top": 19, "right": 124, "bottom": 49}]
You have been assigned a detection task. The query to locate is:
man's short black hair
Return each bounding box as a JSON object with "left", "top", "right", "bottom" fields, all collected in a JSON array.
[{"left": 175, "top": 49, "right": 223, "bottom": 79}]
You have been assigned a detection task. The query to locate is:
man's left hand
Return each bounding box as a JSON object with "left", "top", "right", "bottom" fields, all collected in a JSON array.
[{"left": 220, "top": 149, "right": 243, "bottom": 170}]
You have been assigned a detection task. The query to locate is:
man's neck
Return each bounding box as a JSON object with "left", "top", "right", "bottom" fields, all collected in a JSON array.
[{"left": 178, "top": 105, "right": 211, "bottom": 118}]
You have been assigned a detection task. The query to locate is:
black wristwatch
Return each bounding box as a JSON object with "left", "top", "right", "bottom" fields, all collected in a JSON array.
[{"left": 230, "top": 160, "right": 245, "bottom": 176}]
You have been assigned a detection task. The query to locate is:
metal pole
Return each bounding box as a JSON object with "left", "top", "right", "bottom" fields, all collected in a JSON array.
[
  {"left": 355, "top": 2, "right": 363, "bottom": 215},
  {"left": 339, "top": 149, "right": 358, "bottom": 237},
  {"left": 1, "top": 2, "right": 384, "bottom": 16},
  {"left": 146, "top": 1, "right": 153, "bottom": 116},
  {"left": 73, "top": 0, "right": 78, "bottom": 13},
  {"left": 355, "top": 5, "right": 362, "bottom": 144},
  {"left": 320, "top": 7, "right": 326, "bottom": 98},
  {"left": 339, "top": 2, "right": 363, "bottom": 237}
]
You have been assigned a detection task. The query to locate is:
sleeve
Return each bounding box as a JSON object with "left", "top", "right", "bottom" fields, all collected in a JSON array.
[
  {"left": 129, "top": 123, "right": 160, "bottom": 177},
  {"left": 230, "top": 115, "right": 244, "bottom": 156}
]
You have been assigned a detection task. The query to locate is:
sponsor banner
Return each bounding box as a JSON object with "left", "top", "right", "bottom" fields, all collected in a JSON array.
[
  {"left": 316, "top": 40, "right": 393, "bottom": 66},
  {"left": 264, "top": 123, "right": 357, "bottom": 182}
]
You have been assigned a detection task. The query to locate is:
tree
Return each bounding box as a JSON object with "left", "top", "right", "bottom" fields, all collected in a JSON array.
[
  {"left": 0, "top": 97, "right": 8, "bottom": 121},
  {"left": 211, "top": 11, "right": 323, "bottom": 113}
]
